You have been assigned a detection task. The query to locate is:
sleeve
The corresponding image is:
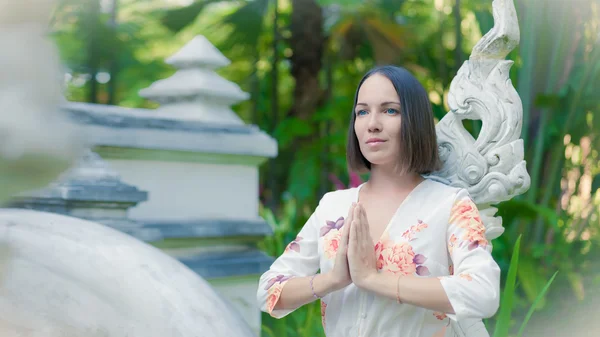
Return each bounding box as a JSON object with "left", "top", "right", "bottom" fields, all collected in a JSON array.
[
  {"left": 438, "top": 188, "right": 501, "bottom": 321},
  {"left": 256, "top": 195, "right": 325, "bottom": 319}
]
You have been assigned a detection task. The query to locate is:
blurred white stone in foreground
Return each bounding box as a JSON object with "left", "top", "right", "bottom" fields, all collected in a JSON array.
[{"left": 0, "top": 209, "right": 256, "bottom": 337}]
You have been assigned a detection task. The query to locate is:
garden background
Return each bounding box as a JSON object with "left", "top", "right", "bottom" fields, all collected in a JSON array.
[{"left": 50, "top": 0, "right": 599, "bottom": 335}]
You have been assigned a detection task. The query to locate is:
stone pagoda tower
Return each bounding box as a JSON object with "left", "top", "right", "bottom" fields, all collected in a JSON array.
[{"left": 139, "top": 35, "right": 249, "bottom": 124}]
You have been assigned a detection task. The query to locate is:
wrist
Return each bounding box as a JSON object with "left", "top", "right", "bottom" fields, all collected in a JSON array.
[
  {"left": 323, "top": 272, "right": 346, "bottom": 292},
  {"left": 355, "top": 271, "right": 379, "bottom": 290}
]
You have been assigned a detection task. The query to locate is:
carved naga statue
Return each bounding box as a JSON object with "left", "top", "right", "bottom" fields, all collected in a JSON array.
[
  {"left": 428, "top": 0, "right": 530, "bottom": 241},
  {"left": 426, "top": 0, "right": 530, "bottom": 336}
]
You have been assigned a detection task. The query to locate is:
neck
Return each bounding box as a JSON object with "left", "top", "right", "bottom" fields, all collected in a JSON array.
[{"left": 366, "top": 164, "right": 424, "bottom": 193}]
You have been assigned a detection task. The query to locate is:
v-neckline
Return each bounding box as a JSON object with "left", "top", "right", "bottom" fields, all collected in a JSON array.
[{"left": 354, "top": 178, "right": 429, "bottom": 244}]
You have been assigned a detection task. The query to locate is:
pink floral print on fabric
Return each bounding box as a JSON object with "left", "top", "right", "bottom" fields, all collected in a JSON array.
[
  {"left": 320, "top": 216, "right": 344, "bottom": 237},
  {"left": 401, "top": 220, "right": 429, "bottom": 241},
  {"left": 321, "top": 301, "right": 327, "bottom": 328},
  {"left": 448, "top": 234, "right": 458, "bottom": 255},
  {"left": 266, "top": 284, "right": 283, "bottom": 315},
  {"left": 321, "top": 217, "right": 345, "bottom": 259},
  {"left": 265, "top": 274, "right": 293, "bottom": 315},
  {"left": 375, "top": 232, "right": 430, "bottom": 276},
  {"left": 449, "top": 197, "right": 489, "bottom": 250},
  {"left": 285, "top": 236, "right": 303, "bottom": 253},
  {"left": 323, "top": 230, "right": 342, "bottom": 259},
  {"left": 459, "top": 273, "right": 473, "bottom": 281}
]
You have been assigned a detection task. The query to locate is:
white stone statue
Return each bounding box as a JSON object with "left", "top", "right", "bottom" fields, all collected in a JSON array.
[
  {"left": 428, "top": 0, "right": 530, "bottom": 241},
  {"left": 0, "top": 0, "right": 82, "bottom": 204},
  {"left": 425, "top": 0, "right": 529, "bottom": 336}
]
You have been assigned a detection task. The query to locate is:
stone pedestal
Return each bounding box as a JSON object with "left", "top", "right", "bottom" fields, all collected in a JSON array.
[{"left": 9, "top": 150, "right": 150, "bottom": 237}]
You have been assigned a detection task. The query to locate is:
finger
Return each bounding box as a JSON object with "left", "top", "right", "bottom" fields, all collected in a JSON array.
[
  {"left": 343, "top": 203, "right": 355, "bottom": 236},
  {"left": 356, "top": 203, "right": 363, "bottom": 223},
  {"left": 349, "top": 219, "right": 359, "bottom": 250},
  {"left": 344, "top": 203, "right": 356, "bottom": 224},
  {"left": 355, "top": 205, "right": 372, "bottom": 245},
  {"left": 359, "top": 205, "right": 370, "bottom": 238},
  {"left": 353, "top": 203, "right": 361, "bottom": 227},
  {"left": 340, "top": 213, "right": 352, "bottom": 250}
]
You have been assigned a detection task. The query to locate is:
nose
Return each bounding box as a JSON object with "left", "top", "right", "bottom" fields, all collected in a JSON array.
[{"left": 367, "top": 112, "right": 382, "bottom": 133}]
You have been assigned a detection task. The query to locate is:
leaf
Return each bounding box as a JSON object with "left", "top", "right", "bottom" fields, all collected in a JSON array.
[
  {"left": 261, "top": 324, "right": 276, "bottom": 337},
  {"left": 160, "top": 0, "right": 222, "bottom": 32},
  {"left": 516, "top": 271, "right": 558, "bottom": 337},
  {"left": 273, "top": 118, "right": 315, "bottom": 148},
  {"left": 474, "top": 8, "right": 494, "bottom": 36},
  {"left": 363, "top": 16, "right": 407, "bottom": 51},
  {"left": 377, "top": 0, "right": 407, "bottom": 14},
  {"left": 329, "top": 15, "right": 355, "bottom": 36},
  {"left": 591, "top": 174, "right": 600, "bottom": 193},
  {"left": 516, "top": 257, "right": 548, "bottom": 304},
  {"left": 534, "top": 93, "right": 562, "bottom": 109},
  {"left": 288, "top": 151, "right": 320, "bottom": 204},
  {"left": 316, "top": 0, "right": 363, "bottom": 7},
  {"left": 497, "top": 199, "right": 560, "bottom": 231},
  {"left": 211, "top": 0, "right": 269, "bottom": 51},
  {"left": 493, "top": 235, "right": 521, "bottom": 337}
]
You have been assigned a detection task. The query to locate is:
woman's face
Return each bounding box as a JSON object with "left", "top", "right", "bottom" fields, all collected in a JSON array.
[{"left": 353, "top": 73, "right": 403, "bottom": 168}]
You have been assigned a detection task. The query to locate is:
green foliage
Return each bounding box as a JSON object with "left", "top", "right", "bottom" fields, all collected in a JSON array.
[
  {"left": 515, "top": 271, "right": 558, "bottom": 337},
  {"left": 493, "top": 235, "right": 558, "bottom": 337},
  {"left": 261, "top": 301, "right": 324, "bottom": 337},
  {"left": 160, "top": 0, "right": 222, "bottom": 33},
  {"left": 493, "top": 235, "right": 521, "bottom": 337}
]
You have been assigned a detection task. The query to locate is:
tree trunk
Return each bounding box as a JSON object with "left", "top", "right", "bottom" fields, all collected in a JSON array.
[
  {"left": 319, "top": 52, "right": 334, "bottom": 199},
  {"left": 267, "top": 0, "right": 325, "bottom": 206},
  {"left": 287, "top": 0, "right": 325, "bottom": 122},
  {"left": 267, "top": 0, "right": 280, "bottom": 211},
  {"left": 453, "top": 0, "right": 463, "bottom": 69},
  {"left": 85, "top": 0, "right": 101, "bottom": 104},
  {"left": 107, "top": 0, "right": 119, "bottom": 105}
]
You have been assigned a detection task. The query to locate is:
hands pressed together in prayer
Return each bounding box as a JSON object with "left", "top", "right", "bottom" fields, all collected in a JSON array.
[
  {"left": 326, "top": 203, "right": 455, "bottom": 313},
  {"left": 328, "top": 202, "right": 379, "bottom": 290}
]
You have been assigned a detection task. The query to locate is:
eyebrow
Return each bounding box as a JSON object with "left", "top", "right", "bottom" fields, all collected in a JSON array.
[{"left": 355, "top": 101, "right": 401, "bottom": 106}]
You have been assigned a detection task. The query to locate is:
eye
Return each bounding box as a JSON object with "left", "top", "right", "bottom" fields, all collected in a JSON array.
[
  {"left": 385, "top": 108, "right": 399, "bottom": 115},
  {"left": 356, "top": 109, "right": 368, "bottom": 116}
]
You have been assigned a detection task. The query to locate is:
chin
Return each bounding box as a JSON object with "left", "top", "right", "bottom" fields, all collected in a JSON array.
[{"left": 362, "top": 154, "right": 391, "bottom": 167}]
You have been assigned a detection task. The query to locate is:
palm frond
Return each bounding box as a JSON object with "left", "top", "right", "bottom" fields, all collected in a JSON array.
[{"left": 160, "top": 0, "right": 223, "bottom": 32}]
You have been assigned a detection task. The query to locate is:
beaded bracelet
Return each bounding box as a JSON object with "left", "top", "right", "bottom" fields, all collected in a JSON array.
[
  {"left": 310, "top": 274, "right": 322, "bottom": 299},
  {"left": 396, "top": 275, "right": 402, "bottom": 304}
]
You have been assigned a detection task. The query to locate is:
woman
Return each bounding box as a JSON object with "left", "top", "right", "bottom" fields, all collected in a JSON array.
[{"left": 256, "top": 65, "right": 500, "bottom": 337}]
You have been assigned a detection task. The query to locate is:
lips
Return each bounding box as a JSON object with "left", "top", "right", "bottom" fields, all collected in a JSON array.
[{"left": 366, "top": 138, "right": 386, "bottom": 144}]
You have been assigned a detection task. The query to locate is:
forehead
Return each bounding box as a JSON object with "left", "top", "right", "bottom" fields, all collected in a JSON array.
[{"left": 356, "top": 73, "right": 400, "bottom": 104}]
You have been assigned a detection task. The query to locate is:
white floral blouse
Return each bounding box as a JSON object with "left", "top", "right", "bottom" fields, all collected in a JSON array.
[{"left": 257, "top": 179, "right": 501, "bottom": 337}]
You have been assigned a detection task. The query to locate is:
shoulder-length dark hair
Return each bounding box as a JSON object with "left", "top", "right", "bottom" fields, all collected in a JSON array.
[{"left": 346, "top": 65, "right": 441, "bottom": 174}]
